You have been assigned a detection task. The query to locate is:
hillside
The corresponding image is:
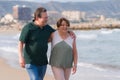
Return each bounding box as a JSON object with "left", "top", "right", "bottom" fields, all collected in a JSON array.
[{"left": 0, "top": 0, "right": 120, "bottom": 18}]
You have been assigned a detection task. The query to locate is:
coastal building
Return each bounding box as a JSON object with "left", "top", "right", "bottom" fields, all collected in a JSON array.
[
  {"left": 99, "top": 15, "right": 105, "bottom": 21},
  {"left": 13, "top": 5, "right": 32, "bottom": 21},
  {"left": 62, "top": 11, "right": 86, "bottom": 23},
  {"left": 13, "top": 5, "right": 19, "bottom": 19},
  {"left": 87, "top": 15, "right": 106, "bottom": 22}
]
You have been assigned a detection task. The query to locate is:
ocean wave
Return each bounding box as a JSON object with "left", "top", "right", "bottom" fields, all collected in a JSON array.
[
  {"left": 113, "top": 29, "right": 120, "bottom": 32},
  {"left": 77, "top": 34, "right": 97, "bottom": 40},
  {"left": 0, "top": 40, "right": 17, "bottom": 44},
  {"left": 93, "top": 63, "right": 120, "bottom": 71},
  {"left": 77, "top": 62, "right": 120, "bottom": 71},
  {"left": 0, "top": 47, "right": 17, "bottom": 53},
  {"left": 100, "top": 30, "right": 113, "bottom": 34},
  {"left": 100, "top": 29, "right": 120, "bottom": 34},
  {"left": 78, "top": 62, "right": 106, "bottom": 71},
  {"left": 13, "top": 33, "right": 20, "bottom": 40}
]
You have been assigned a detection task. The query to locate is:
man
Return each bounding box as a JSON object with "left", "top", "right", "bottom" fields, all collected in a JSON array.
[{"left": 18, "top": 7, "right": 55, "bottom": 80}]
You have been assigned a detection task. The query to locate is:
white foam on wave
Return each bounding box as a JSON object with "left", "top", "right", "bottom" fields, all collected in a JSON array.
[
  {"left": 103, "top": 75, "right": 120, "bottom": 78},
  {"left": 113, "top": 29, "right": 120, "bottom": 32},
  {"left": 100, "top": 29, "right": 120, "bottom": 35},
  {"left": 77, "top": 34, "right": 97, "bottom": 40},
  {"left": 0, "top": 40, "right": 16, "bottom": 44},
  {"left": 0, "top": 39, "right": 18, "bottom": 46},
  {"left": 77, "top": 62, "right": 106, "bottom": 71},
  {"left": 101, "top": 30, "right": 113, "bottom": 34},
  {"left": 100, "top": 29, "right": 114, "bottom": 34},
  {"left": 0, "top": 46, "right": 17, "bottom": 53}
]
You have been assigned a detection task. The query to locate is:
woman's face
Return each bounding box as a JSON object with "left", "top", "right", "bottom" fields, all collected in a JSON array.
[{"left": 58, "top": 21, "right": 69, "bottom": 32}]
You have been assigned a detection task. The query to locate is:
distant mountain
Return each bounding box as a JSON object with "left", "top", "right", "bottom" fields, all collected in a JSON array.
[{"left": 0, "top": 0, "right": 120, "bottom": 18}]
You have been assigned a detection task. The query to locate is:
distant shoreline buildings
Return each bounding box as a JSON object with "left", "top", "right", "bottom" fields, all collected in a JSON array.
[
  {"left": 62, "top": 11, "right": 86, "bottom": 23},
  {"left": 7, "top": 5, "right": 111, "bottom": 24}
]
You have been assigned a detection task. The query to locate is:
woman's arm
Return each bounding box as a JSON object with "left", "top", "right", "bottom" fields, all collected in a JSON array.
[
  {"left": 18, "top": 41, "right": 25, "bottom": 68},
  {"left": 72, "top": 38, "right": 78, "bottom": 74}
]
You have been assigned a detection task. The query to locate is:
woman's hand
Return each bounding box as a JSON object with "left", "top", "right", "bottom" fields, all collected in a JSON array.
[{"left": 72, "top": 65, "right": 77, "bottom": 75}]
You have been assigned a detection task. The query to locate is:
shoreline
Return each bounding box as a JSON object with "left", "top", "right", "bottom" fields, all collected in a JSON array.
[
  {"left": 0, "top": 24, "right": 120, "bottom": 33},
  {"left": 0, "top": 58, "right": 54, "bottom": 80},
  {"left": 0, "top": 29, "right": 20, "bottom": 35}
]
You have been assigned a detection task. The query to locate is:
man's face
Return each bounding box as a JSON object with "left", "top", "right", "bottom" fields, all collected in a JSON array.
[{"left": 38, "top": 12, "right": 48, "bottom": 26}]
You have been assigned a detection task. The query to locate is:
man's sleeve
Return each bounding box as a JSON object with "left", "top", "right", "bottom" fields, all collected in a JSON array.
[
  {"left": 19, "top": 25, "right": 29, "bottom": 43},
  {"left": 49, "top": 25, "right": 56, "bottom": 33}
]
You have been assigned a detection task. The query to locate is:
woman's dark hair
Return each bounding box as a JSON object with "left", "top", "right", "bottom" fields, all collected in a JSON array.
[
  {"left": 33, "top": 7, "right": 47, "bottom": 22},
  {"left": 56, "top": 17, "right": 70, "bottom": 28}
]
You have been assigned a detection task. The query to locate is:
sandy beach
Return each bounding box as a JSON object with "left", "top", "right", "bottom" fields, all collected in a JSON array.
[
  {"left": 0, "top": 58, "right": 29, "bottom": 80},
  {"left": 0, "top": 58, "right": 54, "bottom": 80}
]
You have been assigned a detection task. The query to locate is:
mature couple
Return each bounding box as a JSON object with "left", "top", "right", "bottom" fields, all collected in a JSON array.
[{"left": 18, "top": 7, "right": 78, "bottom": 80}]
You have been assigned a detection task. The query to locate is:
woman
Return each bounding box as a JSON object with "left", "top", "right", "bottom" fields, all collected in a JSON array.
[{"left": 49, "top": 18, "right": 78, "bottom": 80}]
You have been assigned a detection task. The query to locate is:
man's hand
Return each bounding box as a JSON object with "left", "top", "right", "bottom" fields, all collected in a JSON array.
[
  {"left": 68, "top": 31, "right": 76, "bottom": 39},
  {"left": 19, "top": 56, "right": 25, "bottom": 68}
]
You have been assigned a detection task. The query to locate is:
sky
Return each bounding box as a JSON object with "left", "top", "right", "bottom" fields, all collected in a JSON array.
[
  {"left": 24, "top": 0, "right": 107, "bottom": 3},
  {"left": 39, "top": 0, "right": 99, "bottom": 2}
]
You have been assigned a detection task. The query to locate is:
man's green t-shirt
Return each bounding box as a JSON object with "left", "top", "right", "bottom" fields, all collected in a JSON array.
[{"left": 19, "top": 22, "right": 55, "bottom": 66}]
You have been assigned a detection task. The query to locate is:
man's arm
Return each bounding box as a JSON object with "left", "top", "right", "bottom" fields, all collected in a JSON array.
[
  {"left": 48, "top": 32, "right": 54, "bottom": 43},
  {"left": 68, "top": 31, "right": 76, "bottom": 39},
  {"left": 18, "top": 41, "right": 25, "bottom": 68}
]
